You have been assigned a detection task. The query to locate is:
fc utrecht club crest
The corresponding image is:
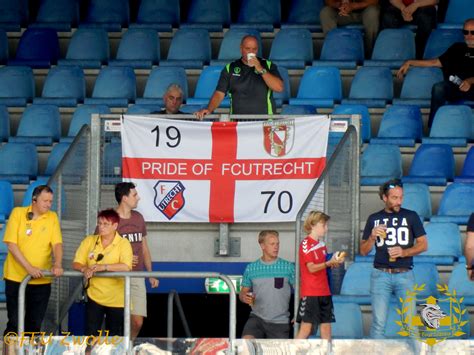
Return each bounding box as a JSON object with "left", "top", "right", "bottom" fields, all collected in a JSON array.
[
  {"left": 154, "top": 181, "right": 186, "bottom": 220},
  {"left": 263, "top": 120, "right": 295, "bottom": 157}
]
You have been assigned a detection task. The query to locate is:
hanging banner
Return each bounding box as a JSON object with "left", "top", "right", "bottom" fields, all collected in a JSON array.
[{"left": 121, "top": 116, "right": 330, "bottom": 223}]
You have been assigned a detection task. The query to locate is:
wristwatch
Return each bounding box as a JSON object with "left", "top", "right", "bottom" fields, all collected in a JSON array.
[
  {"left": 466, "top": 265, "right": 472, "bottom": 270},
  {"left": 255, "top": 68, "right": 267, "bottom": 75}
]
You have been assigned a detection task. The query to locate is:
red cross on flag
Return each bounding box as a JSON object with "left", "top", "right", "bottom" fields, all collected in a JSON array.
[{"left": 121, "top": 116, "right": 330, "bottom": 223}]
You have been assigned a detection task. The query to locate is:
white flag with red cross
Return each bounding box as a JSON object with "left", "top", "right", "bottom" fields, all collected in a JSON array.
[{"left": 121, "top": 115, "right": 330, "bottom": 223}]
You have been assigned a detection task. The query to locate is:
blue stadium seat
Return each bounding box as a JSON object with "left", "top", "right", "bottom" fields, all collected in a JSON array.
[
  {"left": 423, "top": 105, "right": 473, "bottom": 146},
  {"left": 289, "top": 67, "right": 342, "bottom": 107},
  {"left": 187, "top": 66, "right": 230, "bottom": 108},
  {"left": 455, "top": 146, "right": 474, "bottom": 183},
  {"left": 85, "top": 67, "right": 136, "bottom": 107},
  {"left": 315, "top": 302, "right": 363, "bottom": 338},
  {"left": 439, "top": 0, "right": 474, "bottom": 29},
  {"left": 131, "top": 0, "right": 179, "bottom": 32},
  {"left": 8, "top": 28, "right": 60, "bottom": 68},
  {"left": 0, "top": 0, "right": 28, "bottom": 31},
  {"left": 42, "top": 143, "right": 71, "bottom": 177},
  {"left": 402, "top": 144, "right": 454, "bottom": 186},
  {"left": 415, "top": 223, "right": 462, "bottom": 265},
  {"left": 431, "top": 183, "right": 474, "bottom": 224},
  {"left": 393, "top": 67, "right": 444, "bottom": 108},
  {"left": 274, "top": 66, "right": 290, "bottom": 107},
  {"left": 21, "top": 178, "right": 49, "bottom": 206},
  {"left": 0, "top": 143, "right": 38, "bottom": 184},
  {"left": 365, "top": 29, "right": 415, "bottom": 68},
  {"left": 232, "top": 0, "right": 281, "bottom": 32},
  {"left": 370, "top": 105, "right": 422, "bottom": 146},
  {"left": 448, "top": 264, "right": 474, "bottom": 305},
  {"left": 342, "top": 67, "right": 393, "bottom": 108},
  {"left": 0, "top": 66, "right": 34, "bottom": 106},
  {"left": 31, "top": 0, "right": 79, "bottom": 31},
  {"left": 33, "top": 66, "right": 85, "bottom": 107},
  {"left": 58, "top": 28, "right": 109, "bottom": 69},
  {"left": 281, "top": 105, "right": 316, "bottom": 115},
  {"left": 160, "top": 29, "right": 211, "bottom": 69},
  {"left": 401, "top": 183, "right": 432, "bottom": 221},
  {"left": 268, "top": 28, "right": 313, "bottom": 69},
  {"left": 333, "top": 262, "right": 371, "bottom": 304},
  {"left": 81, "top": 0, "right": 129, "bottom": 32},
  {"left": 61, "top": 105, "right": 110, "bottom": 143},
  {"left": 136, "top": 67, "right": 188, "bottom": 107},
  {"left": 332, "top": 104, "right": 371, "bottom": 142},
  {"left": 126, "top": 104, "right": 155, "bottom": 114},
  {"left": 423, "top": 29, "right": 464, "bottom": 59},
  {"left": 412, "top": 263, "right": 439, "bottom": 298},
  {"left": 0, "top": 228, "right": 7, "bottom": 254},
  {"left": 102, "top": 142, "right": 122, "bottom": 184},
  {"left": 282, "top": 0, "right": 324, "bottom": 32},
  {"left": 182, "top": 0, "right": 230, "bottom": 31},
  {"left": 211, "top": 28, "right": 262, "bottom": 66},
  {"left": 109, "top": 29, "right": 159, "bottom": 69},
  {"left": 0, "top": 29, "right": 8, "bottom": 64},
  {"left": 0, "top": 181, "right": 13, "bottom": 222},
  {"left": 361, "top": 144, "right": 402, "bottom": 185},
  {"left": 9, "top": 105, "right": 61, "bottom": 146},
  {"left": 0, "top": 105, "right": 10, "bottom": 141},
  {"left": 314, "top": 28, "right": 364, "bottom": 69}
]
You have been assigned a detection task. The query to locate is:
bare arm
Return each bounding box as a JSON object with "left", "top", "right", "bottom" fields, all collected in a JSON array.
[
  {"left": 360, "top": 224, "right": 387, "bottom": 255},
  {"left": 389, "top": 0, "right": 406, "bottom": 10},
  {"left": 389, "top": 235, "right": 428, "bottom": 259},
  {"left": 6, "top": 242, "right": 44, "bottom": 278},
  {"left": 142, "top": 236, "right": 159, "bottom": 288},
  {"left": 465, "top": 231, "right": 474, "bottom": 278},
  {"left": 325, "top": 0, "right": 342, "bottom": 9},
  {"left": 397, "top": 58, "right": 442, "bottom": 79},
  {"left": 51, "top": 243, "right": 63, "bottom": 277},
  {"left": 261, "top": 71, "right": 284, "bottom": 92},
  {"left": 195, "top": 91, "right": 226, "bottom": 119},
  {"left": 305, "top": 261, "right": 328, "bottom": 274},
  {"left": 350, "top": 0, "right": 378, "bottom": 11}
]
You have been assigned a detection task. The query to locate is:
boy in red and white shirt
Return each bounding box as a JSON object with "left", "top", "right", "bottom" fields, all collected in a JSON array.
[{"left": 296, "top": 211, "right": 344, "bottom": 339}]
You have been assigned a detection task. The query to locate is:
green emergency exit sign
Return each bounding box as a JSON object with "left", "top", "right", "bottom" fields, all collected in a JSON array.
[{"left": 205, "top": 275, "right": 242, "bottom": 294}]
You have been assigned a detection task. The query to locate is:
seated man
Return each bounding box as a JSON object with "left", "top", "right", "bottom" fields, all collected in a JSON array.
[
  {"left": 397, "top": 18, "right": 474, "bottom": 128},
  {"left": 152, "top": 84, "right": 184, "bottom": 114},
  {"left": 320, "top": 0, "right": 380, "bottom": 58},
  {"left": 381, "top": 0, "right": 437, "bottom": 59}
]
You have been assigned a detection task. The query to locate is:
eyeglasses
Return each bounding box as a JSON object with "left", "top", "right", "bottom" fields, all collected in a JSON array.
[{"left": 462, "top": 30, "right": 474, "bottom": 35}]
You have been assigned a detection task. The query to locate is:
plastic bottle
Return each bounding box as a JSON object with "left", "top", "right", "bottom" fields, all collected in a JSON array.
[{"left": 449, "top": 75, "right": 463, "bottom": 86}]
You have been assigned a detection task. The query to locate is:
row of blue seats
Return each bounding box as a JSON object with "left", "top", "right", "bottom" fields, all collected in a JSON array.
[
  {"left": 2, "top": 0, "right": 472, "bottom": 33},
  {"left": 337, "top": 262, "right": 474, "bottom": 307},
  {"left": 0, "top": 26, "right": 468, "bottom": 69},
  {"left": 0, "top": 64, "right": 464, "bottom": 109},
  {"left": 362, "top": 144, "right": 474, "bottom": 187},
  {"left": 2, "top": 102, "right": 472, "bottom": 147}
]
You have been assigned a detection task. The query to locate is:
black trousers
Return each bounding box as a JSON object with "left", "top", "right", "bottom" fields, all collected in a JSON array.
[
  {"left": 429, "top": 81, "right": 474, "bottom": 128},
  {"left": 4, "top": 280, "right": 51, "bottom": 335},
  {"left": 85, "top": 297, "right": 124, "bottom": 336},
  {"left": 381, "top": 3, "right": 437, "bottom": 59}
]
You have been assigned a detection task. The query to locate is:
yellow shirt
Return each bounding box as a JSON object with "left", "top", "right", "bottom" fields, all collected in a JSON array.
[
  {"left": 3, "top": 206, "right": 62, "bottom": 285},
  {"left": 73, "top": 233, "right": 132, "bottom": 308}
]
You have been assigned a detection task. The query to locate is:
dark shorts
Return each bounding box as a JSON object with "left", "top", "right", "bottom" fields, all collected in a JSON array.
[
  {"left": 296, "top": 296, "right": 335, "bottom": 325},
  {"left": 242, "top": 314, "right": 290, "bottom": 339}
]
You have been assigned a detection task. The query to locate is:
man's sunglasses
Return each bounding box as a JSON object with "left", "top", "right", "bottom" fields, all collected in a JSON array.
[{"left": 462, "top": 30, "right": 474, "bottom": 35}]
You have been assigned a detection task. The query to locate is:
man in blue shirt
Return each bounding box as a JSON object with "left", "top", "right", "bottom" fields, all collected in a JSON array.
[
  {"left": 360, "top": 179, "right": 427, "bottom": 338},
  {"left": 239, "top": 230, "right": 295, "bottom": 339}
]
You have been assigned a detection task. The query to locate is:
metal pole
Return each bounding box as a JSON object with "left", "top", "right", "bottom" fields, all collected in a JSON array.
[
  {"left": 167, "top": 290, "right": 175, "bottom": 339},
  {"left": 124, "top": 276, "right": 131, "bottom": 353},
  {"left": 17, "top": 275, "right": 32, "bottom": 355}
]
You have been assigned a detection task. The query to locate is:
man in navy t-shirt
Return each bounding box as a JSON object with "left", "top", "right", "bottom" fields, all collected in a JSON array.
[
  {"left": 464, "top": 213, "right": 474, "bottom": 279},
  {"left": 360, "top": 179, "right": 427, "bottom": 338}
]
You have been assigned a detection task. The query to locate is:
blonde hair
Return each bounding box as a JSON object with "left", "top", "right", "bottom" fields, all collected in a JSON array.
[
  {"left": 303, "top": 211, "right": 330, "bottom": 233},
  {"left": 258, "top": 230, "right": 279, "bottom": 244}
]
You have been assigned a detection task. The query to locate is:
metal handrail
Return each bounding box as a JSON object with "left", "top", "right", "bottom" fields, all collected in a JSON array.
[
  {"left": 17, "top": 271, "right": 236, "bottom": 355},
  {"left": 167, "top": 290, "right": 191, "bottom": 339}
]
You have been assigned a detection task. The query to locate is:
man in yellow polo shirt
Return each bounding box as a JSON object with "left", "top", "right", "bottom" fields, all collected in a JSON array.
[{"left": 3, "top": 185, "right": 63, "bottom": 336}]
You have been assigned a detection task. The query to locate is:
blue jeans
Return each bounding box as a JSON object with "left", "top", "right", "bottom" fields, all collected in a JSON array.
[{"left": 370, "top": 268, "right": 415, "bottom": 339}]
